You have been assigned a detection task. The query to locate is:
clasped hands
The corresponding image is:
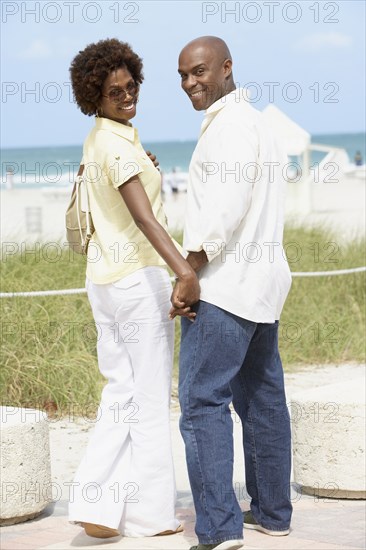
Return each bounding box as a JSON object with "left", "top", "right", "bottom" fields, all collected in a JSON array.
[{"left": 169, "top": 250, "right": 208, "bottom": 321}]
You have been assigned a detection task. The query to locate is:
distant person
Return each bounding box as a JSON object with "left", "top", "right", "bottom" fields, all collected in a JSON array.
[
  {"left": 171, "top": 166, "right": 179, "bottom": 193},
  {"left": 354, "top": 151, "right": 363, "bottom": 166},
  {"left": 170, "top": 36, "right": 292, "bottom": 550},
  {"left": 68, "top": 38, "right": 199, "bottom": 540}
]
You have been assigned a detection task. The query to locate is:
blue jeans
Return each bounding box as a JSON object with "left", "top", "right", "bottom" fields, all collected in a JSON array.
[{"left": 179, "top": 300, "right": 292, "bottom": 544}]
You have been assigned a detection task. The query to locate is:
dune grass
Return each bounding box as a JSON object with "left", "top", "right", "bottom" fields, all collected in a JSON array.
[
  {"left": 275, "top": 226, "right": 365, "bottom": 366},
  {"left": 1, "top": 226, "right": 365, "bottom": 413}
]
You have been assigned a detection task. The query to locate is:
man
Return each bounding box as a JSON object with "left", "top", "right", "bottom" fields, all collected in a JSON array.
[{"left": 170, "top": 36, "right": 293, "bottom": 550}]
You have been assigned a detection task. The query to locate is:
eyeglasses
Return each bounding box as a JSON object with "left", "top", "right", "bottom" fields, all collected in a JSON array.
[{"left": 102, "top": 82, "right": 139, "bottom": 104}]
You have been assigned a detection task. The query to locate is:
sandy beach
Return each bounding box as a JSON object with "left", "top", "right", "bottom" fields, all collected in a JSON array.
[{"left": 1, "top": 172, "right": 365, "bottom": 245}]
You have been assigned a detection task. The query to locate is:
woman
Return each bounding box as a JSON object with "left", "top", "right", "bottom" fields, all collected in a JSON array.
[{"left": 68, "top": 38, "right": 199, "bottom": 539}]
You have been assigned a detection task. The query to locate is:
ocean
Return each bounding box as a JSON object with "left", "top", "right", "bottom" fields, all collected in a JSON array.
[{"left": 1, "top": 132, "right": 365, "bottom": 189}]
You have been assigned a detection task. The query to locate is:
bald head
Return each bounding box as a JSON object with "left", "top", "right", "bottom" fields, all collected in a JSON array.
[
  {"left": 178, "top": 36, "right": 235, "bottom": 111},
  {"left": 180, "top": 36, "right": 232, "bottom": 62}
]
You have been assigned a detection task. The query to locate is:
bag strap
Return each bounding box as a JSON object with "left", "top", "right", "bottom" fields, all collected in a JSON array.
[
  {"left": 75, "top": 163, "right": 93, "bottom": 242},
  {"left": 75, "top": 177, "right": 84, "bottom": 246},
  {"left": 84, "top": 172, "right": 92, "bottom": 237},
  {"left": 71, "top": 163, "right": 84, "bottom": 195}
]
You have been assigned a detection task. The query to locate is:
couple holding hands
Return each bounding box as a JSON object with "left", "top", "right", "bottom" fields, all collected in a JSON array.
[{"left": 68, "top": 35, "right": 292, "bottom": 550}]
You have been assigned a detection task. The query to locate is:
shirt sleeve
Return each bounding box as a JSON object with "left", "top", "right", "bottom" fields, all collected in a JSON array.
[
  {"left": 104, "top": 139, "right": 144, "bottom": 189},
  {"left": 192, "top": 123, "right": 259, "bottom": 262}
]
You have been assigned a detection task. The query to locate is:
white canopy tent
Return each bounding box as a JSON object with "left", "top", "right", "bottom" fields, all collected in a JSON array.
[
  {"left": 262, "top": 104, "right": 311, "bottom": 164},
  {"left": 261, "top": 105, "right": 352, "bottom": 206},
  {"left": 262, "top": 104, "right": 312, "bottom": 212}
]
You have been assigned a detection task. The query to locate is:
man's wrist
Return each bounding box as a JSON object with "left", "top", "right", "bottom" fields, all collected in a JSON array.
[{"left": 187, "top": 250, "right": 208, "bottom": 272}]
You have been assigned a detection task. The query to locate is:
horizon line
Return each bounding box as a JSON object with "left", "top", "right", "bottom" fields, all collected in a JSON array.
[{"left": 2, "top": 130, "right": 366, "bottom": 151}]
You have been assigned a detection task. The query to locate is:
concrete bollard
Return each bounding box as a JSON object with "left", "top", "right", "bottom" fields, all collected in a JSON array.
[
  {"left": 291, "top": 377, "right": 366, "bottom": 499},
  {"left": 0, "top": 406, "right": 52, "bottom": 525}
]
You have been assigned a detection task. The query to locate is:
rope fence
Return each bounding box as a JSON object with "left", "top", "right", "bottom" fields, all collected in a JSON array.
[
  {"left": 290, "top": 266, "right": 366, "bottom": 277},
  {"left": 1, "top": 267, "right": 365, "bottom": 298}
]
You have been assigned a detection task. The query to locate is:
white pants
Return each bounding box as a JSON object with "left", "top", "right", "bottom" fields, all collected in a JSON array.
[{"left": 68, "top": 266, "right": 180, "bottom": 536}]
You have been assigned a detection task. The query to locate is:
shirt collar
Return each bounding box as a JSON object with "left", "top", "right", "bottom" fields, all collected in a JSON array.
[
  {"left": 95, "top": 116, "right": 136, "bottom": 142},
  {"left": 199, "top": 88, "right": 250, "bottom": 137},
  {"left": 205, "top": 87, "right": 250, "bottom": 115}
]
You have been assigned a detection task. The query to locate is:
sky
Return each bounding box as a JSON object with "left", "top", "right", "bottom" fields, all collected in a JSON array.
[{"left": 1, "top": 0, "right": 365, "bottom": 148}]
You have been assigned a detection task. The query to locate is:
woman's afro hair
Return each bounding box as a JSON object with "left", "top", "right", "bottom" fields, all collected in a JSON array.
[{"left": 69, "top": 38, "right": 144, "bottom": 116}]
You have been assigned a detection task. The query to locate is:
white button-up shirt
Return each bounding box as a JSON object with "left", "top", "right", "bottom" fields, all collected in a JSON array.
[{"left": 183, "top": 88, "right": 292, "bottom": 323}]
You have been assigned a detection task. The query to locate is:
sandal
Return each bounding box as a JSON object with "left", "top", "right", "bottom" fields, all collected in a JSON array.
[
  {"left": 81, "top": 522, "right": 120, "bottom": 538},
  {"left": 155, "top": 524, "right": 184, "bottom": 536}
]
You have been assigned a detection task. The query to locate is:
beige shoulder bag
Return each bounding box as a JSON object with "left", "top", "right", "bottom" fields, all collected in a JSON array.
[{"left": 65, "top": 164, "right": 95, "bottom": 255}]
